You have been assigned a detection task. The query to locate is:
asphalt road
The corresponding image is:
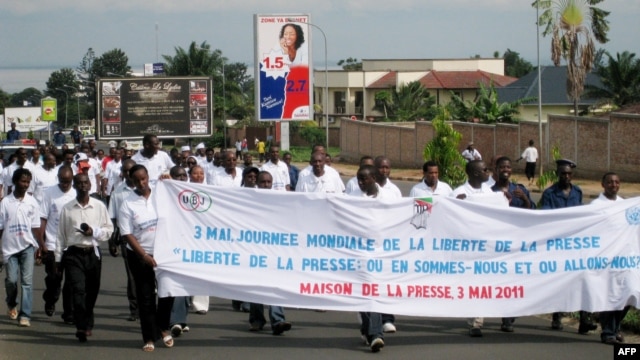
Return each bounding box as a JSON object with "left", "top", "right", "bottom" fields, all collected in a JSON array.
[{"left": 0, "top": 253, "right": 618, "bottom": 360}]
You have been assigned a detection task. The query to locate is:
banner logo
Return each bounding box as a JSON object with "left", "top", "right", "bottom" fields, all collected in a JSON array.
[
  {"left": 410, "top": 198, "right": 433, "bottom": 229},
  {"left": 626, "top": 206, "right": 640, "bottom": 225},
  {"left": 178, "top": 190, "right": 212, "bottom": 213}
]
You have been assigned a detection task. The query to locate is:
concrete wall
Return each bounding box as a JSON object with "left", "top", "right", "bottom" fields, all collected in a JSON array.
[{"left": 340, "top": 113, "right": 640, "bottom": 181}]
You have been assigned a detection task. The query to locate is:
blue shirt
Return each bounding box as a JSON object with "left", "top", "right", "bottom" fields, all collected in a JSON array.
[
  {"left": 540, "top": 183, "right": 582, "bottom": 209},
  {"left": 6, "top": 129, "right": 20, "bottom": 141},
  {"left": 288, "top": 164, "right": 300, "bottom": 191},
  {"left": 491, "top": 182, "right": 536, "bottom": 209}
]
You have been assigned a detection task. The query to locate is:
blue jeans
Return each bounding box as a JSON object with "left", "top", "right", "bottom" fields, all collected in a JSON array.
[
  {"left": 249, "top": 303, "right": 285, "bottom": 326},
  {"left": 5, "top": 246, "right": 35, "bottom": 320},
  {"left": 170, "top": 297, "right": 191, "bottom": 326},
  {"left": 360, "top": 312, "right": 383, "bottom": 343}
]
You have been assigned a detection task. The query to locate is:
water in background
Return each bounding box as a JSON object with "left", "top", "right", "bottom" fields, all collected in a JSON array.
[{"left": 0, "top": 67, "right": 62, "bottom": 93}]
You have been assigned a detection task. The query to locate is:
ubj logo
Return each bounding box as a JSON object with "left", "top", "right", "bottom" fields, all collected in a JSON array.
[{"left": 178, "top": 190, "right": 212, "bottom": 213}]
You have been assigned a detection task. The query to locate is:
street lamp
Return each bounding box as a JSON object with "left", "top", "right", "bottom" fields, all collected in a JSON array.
[
  {"left": 64, "top": 85, "right": 81, "bottom": 125},
  {"left": 536, "top": 1, "right": 544, "bottom": 176},
  {"left": 302, "top": 21, "right": 329, "bottom": 150},
  {"left": 222, "top": 59, "right": 227, "bottom": 150},
  {"left": 55, "top": 88, "right": 69, "bottom": 129}
]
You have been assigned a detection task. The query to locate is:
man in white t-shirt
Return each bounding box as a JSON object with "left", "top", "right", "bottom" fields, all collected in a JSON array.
[
  {"left": 260, "top": 145, "right": 291, "bottom": 191},
  {"left": 451, "top": 160, "right": 508, "bottom": 337},
  {"left": 131, "top": 135, "right": 174, "bottom": 188},
  {"left": 409, "top": 161, "right": 453, "bottom": 200},
  {"left": 517, "top": 139, "right": 539, "bottom": 186},
  {"left": 374, "top": 156, "right": 402, "bottom": 198},
  {"left": 32, "top": 153, "right": 59, "bottom": 203},
  {"left": 210, "top": 151, "right": 243, "bottom": 187},
  {"left": 296, "top": 151, "right": 344, "bottom": 193},
  {"left": 591, "top": 172, "right": 627, "bottom": 344},
  {"left": 345, "top": 156, "right": 375, "bottom": 194}
]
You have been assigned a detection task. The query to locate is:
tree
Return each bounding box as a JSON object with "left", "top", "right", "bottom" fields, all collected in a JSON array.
[
  {"left": 503, "top": 49, "right": 534, "bottom": 77},
  {"left": 534, "top": 0, "right": 610, "bottom": 115},
  {"left": 0, "top": 87, "right": 10, "bottom": 113},
  {"left": 422, "top": 113, "right": 467, "bottom": 188},
  {"left": 162, "top": 41, "right": 223, "bottom": 77},
  {"left": 372, "top": 81, "right": 436, "bottom": 121},
  {"left": 337, "top": 57, "right": 362, "bottom": 71},
  {"left": 448, "top": 82, "right": 533, "bottom": 123},
  {"left": 9, "top": 87, "right": 43, "bottom": 107},
  {"left": 91, "top": 48, "right": 132, "bottom": 78},
  {"left": 585, "top": 51, "right": 640, "bottom": 108},
  {"left": 45, "top": 68, "right": 78, "bottom": 127},
  {"left": 76, "top": 48, "right": 96, "bottom": 119}
]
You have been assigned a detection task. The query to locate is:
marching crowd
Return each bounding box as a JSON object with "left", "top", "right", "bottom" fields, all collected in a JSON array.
[{"left": 0, "top": 135, "right": 628, "bottom": 353}]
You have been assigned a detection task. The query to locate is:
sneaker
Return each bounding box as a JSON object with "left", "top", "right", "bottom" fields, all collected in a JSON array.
[
  {"left": 45, "top": 304, "right": 55, "bottom": 317},
  {"left": 382, "top": 322, "right": 396, "bottom": 333},
  {"left": 469, "top": 327, "right": 483, "bottom": 337},
  {"left": 249, "top": 322, "right": 264, "bottom": 332},
  {"left": 171, "top": 324, "right": 183, "bottom": 338},
  {"left": 182, "top": 325, "right": 190, "bottom": 333},
  {"left": 18, "top": 318, "right": 31, "bottom": 327},
  {"left": 272, "top": 321, "right": 292, "bottom": 335},
  {"left": 8, "top": 307, "right": 18, "bottom": 320},
  {"left": 370, "top": 338, "right": 384, "bottom": 353},
  {"left": 551, "top": 320, "right": 563, "bottom": 330}
]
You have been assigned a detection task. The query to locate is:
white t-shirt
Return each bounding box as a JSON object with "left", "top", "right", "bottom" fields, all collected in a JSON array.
[
  {"left": 521, "top": 146, "right": 539, "bottom": 163},
  {"left": 409, "top": 180, "right": 453, "bottom": 199},
  {"left": 296, "top": 171, "right": 345, "bottom": 193},
  {"left": 0, "top": 193, "right": 40, "bottom": 261},
  {"left": 32, "top": 165, "right": 59, "bottom": 203},
  {"left": 118, "top": 191, "right": 158, "bottom": 254},
  {"left": 131, "top": 151, "right": 174, "bottom": 188},
  {"left": 379, "top": 179, "right": 402, "bottom": 198},
  {"left": 591, "top": 192, "right": 623, "bottom": 204},
  {"left": 39, "top": 185, "right": 77, "bottom": 251},
  {"left": 260, "top": 160, "right": 291, "bottom": 191},
  {"left": 345, "top": 176, "right": 359, "bottom": 194},
  {"left": 210, "top": 168, "right": 243, "bottom": 187},
  {"left": 104, "top": 159, "right": 123, "bottom": 196}
]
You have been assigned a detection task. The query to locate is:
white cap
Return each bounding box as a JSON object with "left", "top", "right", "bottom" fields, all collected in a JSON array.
[
  {"left": 73, "top": 152, "right": 89, "bottom": 164},
  {"left": 108, "top": 140, "right": 117, "bottom": 148},
  {"left": 180, "top": 145, "right": 191, "bottom": 152},
  {"left": 195, "top": 142, "right": 205, "bottom": 150}
]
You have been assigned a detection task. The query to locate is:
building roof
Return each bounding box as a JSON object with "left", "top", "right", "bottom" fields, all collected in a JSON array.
[
  {"left": 496, "top": 66, "right": 603, "bottom": 105},
  {"left": 418, "top": 70, "right": 517, "bottom": 89},
  {"left": 366, "top": 70, "right": 516, "bottom": 90},
  {"left": 367, "top": 72, "right": 397, "bottom": 89}
]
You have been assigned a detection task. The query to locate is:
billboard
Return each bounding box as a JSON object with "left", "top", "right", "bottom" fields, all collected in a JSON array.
[
  {"left": 3, "top": 107, "right": 49, "bottom": 133},
  {"left": 96, "top": 77, "right": 213, "bottom": 139},
  {"left": 41, "top": 98, "right": 57, "bottom": 122},
  {"left": 254, "top": 14, "right": 313, "bottom": 121}
]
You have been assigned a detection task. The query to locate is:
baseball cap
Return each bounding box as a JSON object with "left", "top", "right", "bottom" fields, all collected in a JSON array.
[{"left": 73, "top": 152, "right": 88, "bottom": 164}]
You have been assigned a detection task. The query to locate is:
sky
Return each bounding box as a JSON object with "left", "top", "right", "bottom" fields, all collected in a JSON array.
[{"left": 0, "top": 0, "right": 638, "bottom": 93}]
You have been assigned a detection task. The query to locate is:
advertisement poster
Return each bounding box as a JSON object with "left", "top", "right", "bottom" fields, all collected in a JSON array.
[
  {"left": 41, "top": 98, "right": 57, "bottom": 122},
  {"left": 96, "top": 77, "right": 213, "bottom": 139},
  {"left": 3, "top": 107, "right": 49, "bottom": 133},
  {"left": 254, "top": 14, "right": 313, "bottom": 121}
]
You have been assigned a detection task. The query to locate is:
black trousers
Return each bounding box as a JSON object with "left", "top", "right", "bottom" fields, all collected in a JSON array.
[
  {"left": 127, "top": 249, "right": 174, "bottom": 343},
  {"left": 63, "top": 246, "right": 101, "bottom": 332}
]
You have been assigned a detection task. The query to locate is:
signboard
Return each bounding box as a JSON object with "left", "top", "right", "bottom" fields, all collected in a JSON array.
[
  {"left": 96, "top": 77, "right": 213, "bottom": 139},
  {"left": 144, "top": 63, "right": 165, "bottom": 76},
  {"left": 3, "top": 107, "right": 49, "bottom": 133},
  {"left": 254, "top": 14, "right": 313, "bottom": 121},
  {"left": 41, "top": 97, "right": 57, "bottom": 122}
]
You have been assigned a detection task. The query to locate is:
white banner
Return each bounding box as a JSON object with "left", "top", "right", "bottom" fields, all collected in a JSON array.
[{"left": 154, "top": 180, "right": 640, "bottom": 318}]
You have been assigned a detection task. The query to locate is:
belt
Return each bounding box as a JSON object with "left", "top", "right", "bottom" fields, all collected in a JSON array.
[{"left": 67, "top": 246, "right": 95, "bottom": 254}]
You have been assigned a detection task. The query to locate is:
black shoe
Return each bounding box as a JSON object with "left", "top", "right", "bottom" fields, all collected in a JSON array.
[
  {"left": 127, "top": 315, "right": 138, "bottom": 322},
  {"left": 551, "top": 320, "right": 563, "bottom": 330},
  {"left": 500, "top": 323, "right": 514, "bottom": 332},
  {"left": 272, "top": 321, "right": 292, "bottom": 335},
  {"left": 616, "top": 332, "right": 625, "bottom": 342},
  {"left": 578, "top": 323, "right": 597, "bottom": 335},
  {"left": 45, "top": 304, "right": 55, "bottom": 317},
  {"left": 469, "top": 327, "right": 482, "bottom": 337},
  {"left": 75, "top": 330, "right": 87, "bottom": 343},
  {"left": 370, "top": 338, "right": 384, "bottom": 353}
]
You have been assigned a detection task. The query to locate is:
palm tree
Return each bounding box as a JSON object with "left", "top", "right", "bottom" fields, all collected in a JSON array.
[
  {"left": 585, "top": 51, "right": 640, "bottom": 107},
  {"left": 533, "top": 0, "right": 610, "bottom": 115},
  {"left": 162, "top": 41, "right": 224, "bottom": 77},
  {"left": 448, "top": 83, "right": 533, "bottom": 123},
  {"left": 372, "top": 81, "right": 435, "bottom": 121}
]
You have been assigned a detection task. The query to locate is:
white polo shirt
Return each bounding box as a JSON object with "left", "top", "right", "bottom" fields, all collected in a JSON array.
[
  {"left": 32, "top": 165, "right": 59, "bottom": 203},
  {"left": 0, "top": 193, "right": 40, "bottom": 261},
  {"left": 260, "top": 160, "right": 290, "bottom": 191},
  {"left": 409, "top": 180, "right": 453, "bottom": 198},
  {"left": 210, "top": 167, "right": 243, "bottom": 187},
  {"left": 118, "top": 191, "right": 158, "bottom": 254},
  {"left": 296, "top": 170, "right": 345, "bottom": 193},
  {"left": 131, "top": 151, "right": 174, "bottom": 188},
  {"left": 39, "top": 185, "right": 77, "bottom": 251}
]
